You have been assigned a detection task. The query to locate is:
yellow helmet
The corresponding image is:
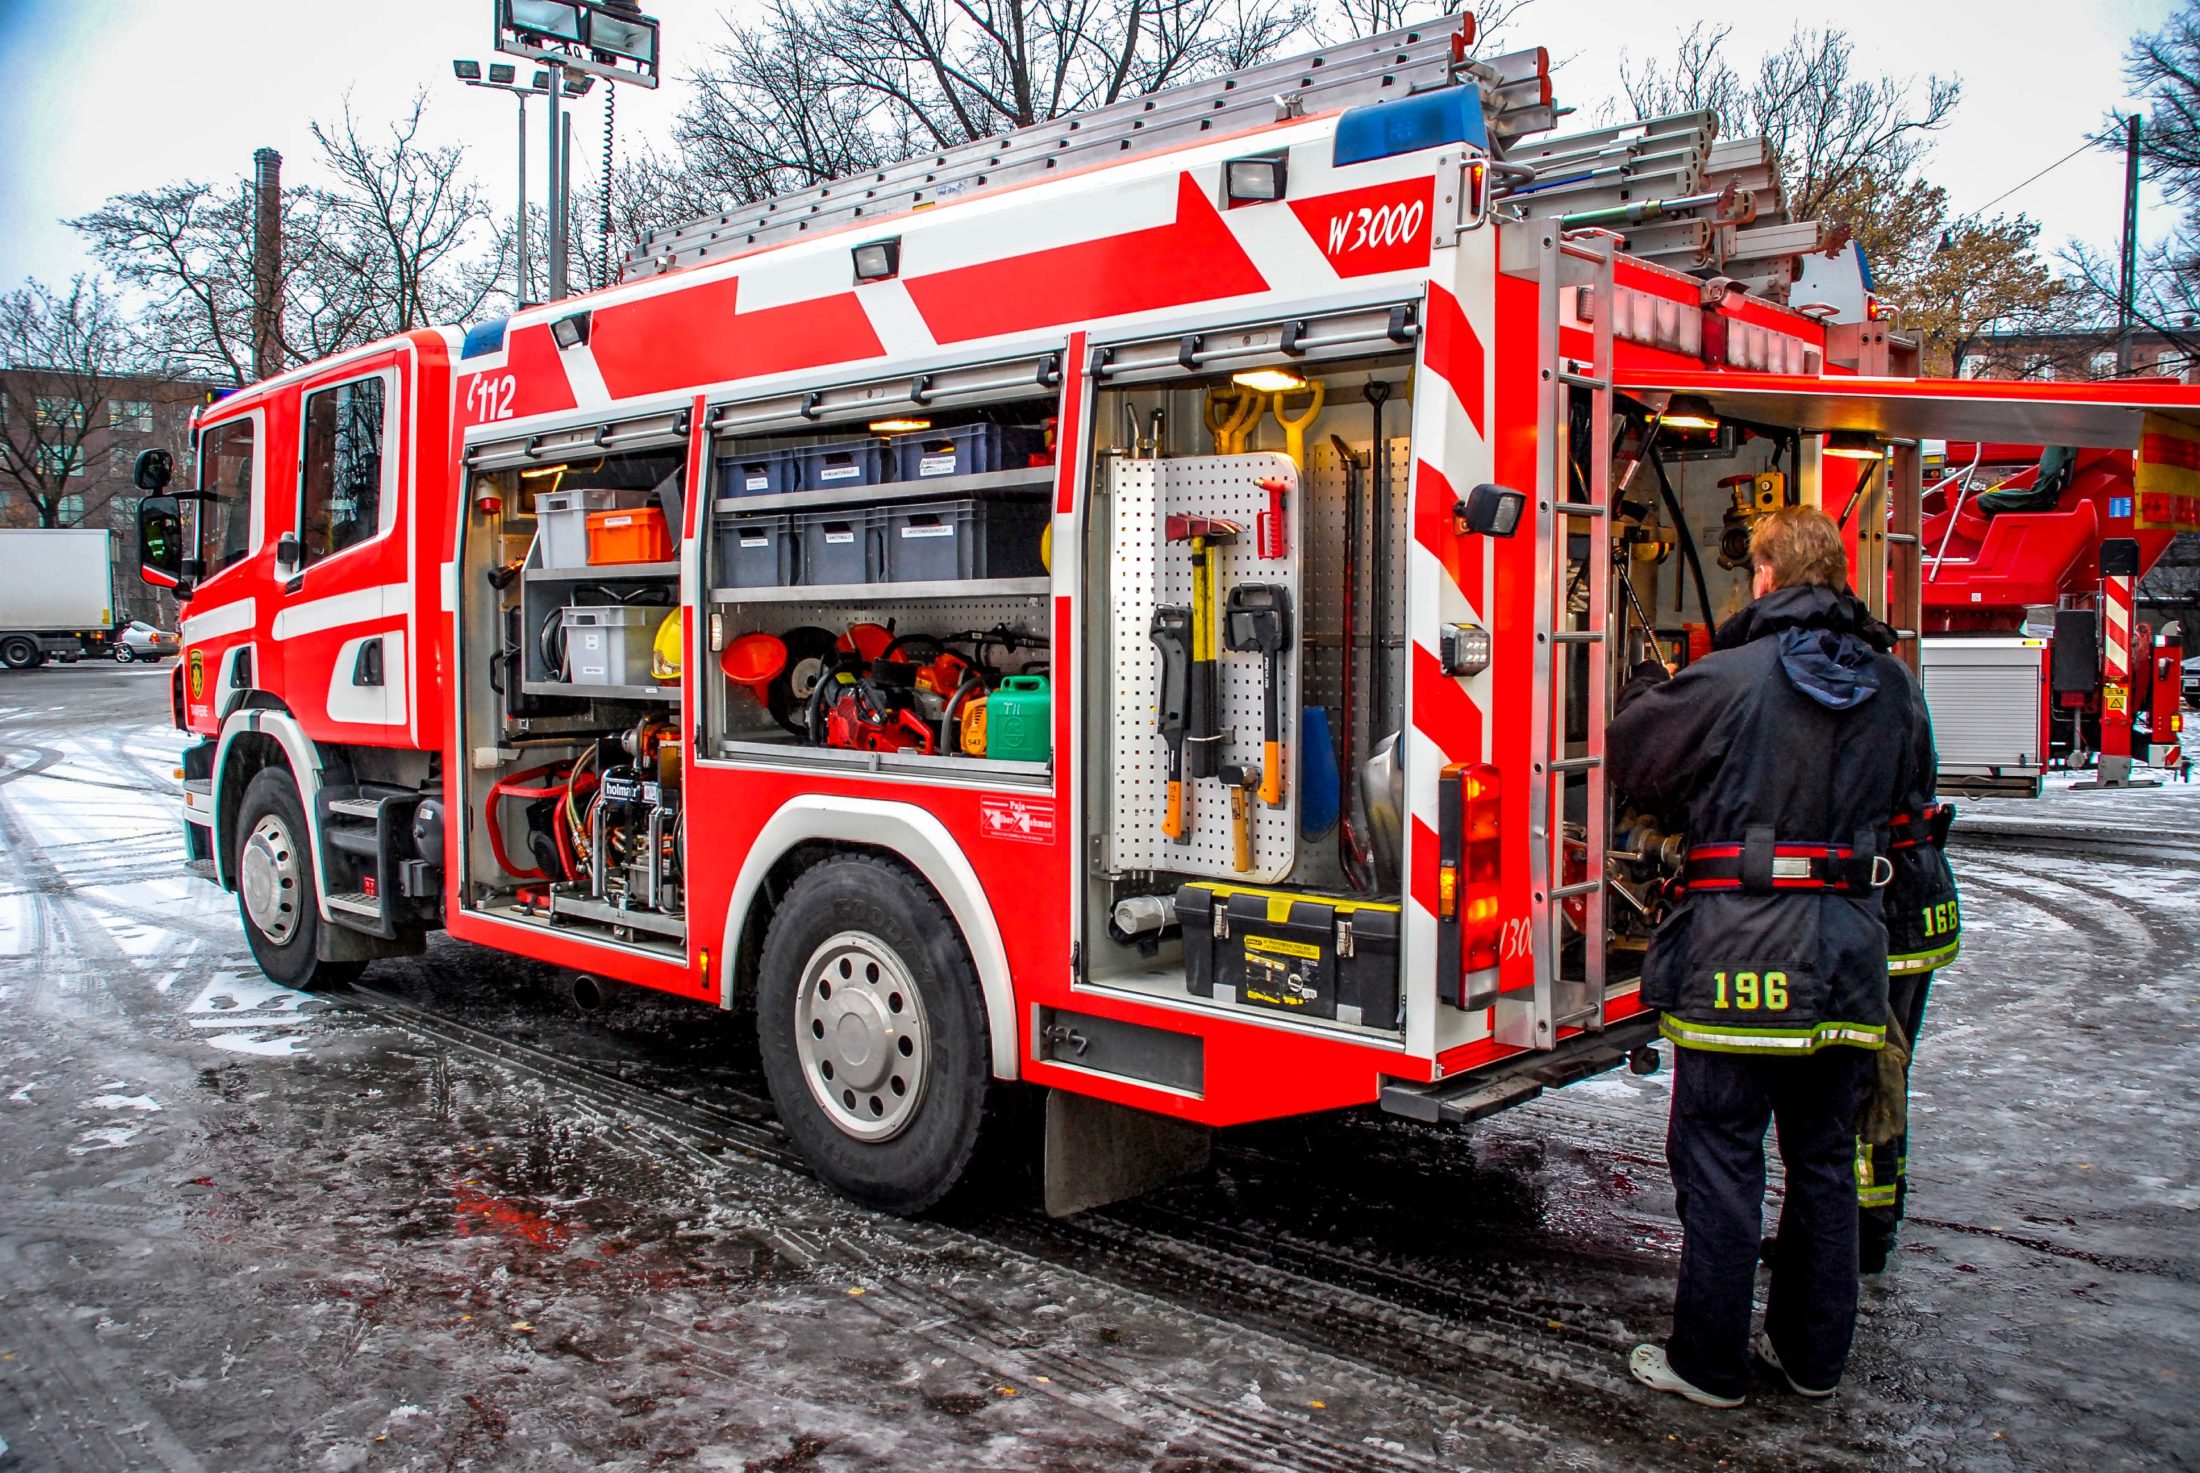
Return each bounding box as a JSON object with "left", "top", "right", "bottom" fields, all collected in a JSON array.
[{"left": 651, "top": 608, "right": 684, "bottom": 682}]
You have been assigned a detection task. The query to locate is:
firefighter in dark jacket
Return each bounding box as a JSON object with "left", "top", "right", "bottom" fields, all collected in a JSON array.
[{"left": 1610, "top": 506, "right": 1935, "bottom": 1407}]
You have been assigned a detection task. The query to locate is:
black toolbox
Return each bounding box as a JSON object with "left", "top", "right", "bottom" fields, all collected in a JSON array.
[{"left": 1174, "top": 883, "right": 1402, "bottom": 1029}]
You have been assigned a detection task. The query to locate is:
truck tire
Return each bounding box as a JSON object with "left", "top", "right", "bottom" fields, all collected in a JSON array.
[
  {"left": 1, "top": 636, "right": 43, "bottom": 670},
  {"left": 233, "top": 768, "right": 365, "bottom": 992},
  {"left": 755, "top": 854, "right": 994, "bottom": 1215}
]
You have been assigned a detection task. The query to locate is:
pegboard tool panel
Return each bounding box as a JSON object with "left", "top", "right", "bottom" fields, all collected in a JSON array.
[{"left": 1106, "top": 453, "right": 1300, "bottom": 882}]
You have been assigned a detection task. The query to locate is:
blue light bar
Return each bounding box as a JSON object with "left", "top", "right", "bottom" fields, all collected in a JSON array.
[
  {"left": 1333, "top": 85, "right": 1488, "bottom": 167},
  {"left": 462, "top": 316, "right": 511, "bottom": 360}
]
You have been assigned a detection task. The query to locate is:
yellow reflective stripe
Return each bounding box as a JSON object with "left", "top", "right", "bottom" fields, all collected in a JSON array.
[
  {"left": 1659, "top": 1014, "right": 1887, "bottom": 1055},
  {"left": 1889, "top": 938, "right": 1959, "bottom": 974}
]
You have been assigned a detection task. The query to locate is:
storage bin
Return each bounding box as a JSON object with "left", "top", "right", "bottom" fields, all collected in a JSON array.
[
  {"left": 716, "top": 513, "right": 795, "bottom": 588},
  {"left": 560, "top": 605, "right": 666, "bottom": 687},
  {"left": 882, "top": 497, "right": 1050, "bottom": 583},
  {"left": 1174, "top": 883, "right": 1402, "bottom": 1027},
  {"left": 984, "top": 675, "right": 1050, "bottom": 761},
  {"left": 586, "top": 506, "right": 674, "bottom": 565},
  {"left": 890, "top": 424, "right": 1046, "bottom": 481},
  {"left": 796, "top": 508, "right": 878, "bottom": 586},
  {"left": 535, "top": 488, "right": 621, "bottom": 569},
  {"left": 797, "top": 438, "right": 895, "bottom": 490},
  {"left": 716, "top": 448, "right": 802, "bottom": 497}
]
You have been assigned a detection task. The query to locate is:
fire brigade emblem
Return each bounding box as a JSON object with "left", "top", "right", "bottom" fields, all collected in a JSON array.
[{"left": 187, "top": 648, "right": 206, "bottom": 700}]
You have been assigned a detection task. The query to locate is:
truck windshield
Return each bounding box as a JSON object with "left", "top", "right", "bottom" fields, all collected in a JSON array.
[{"left": 189, "top": 418, "right": 255, "bottom": 576}]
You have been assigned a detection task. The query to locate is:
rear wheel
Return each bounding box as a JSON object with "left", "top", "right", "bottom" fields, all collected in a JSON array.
[
  {"left": 756, "top": 855, "right": 993, "bottom": 1214},
  {"left": 0, "top": 636, "right": 43, "bottom": 670},
  {"left": 233, "top": 768, "right": 364, "bottom": 991}
]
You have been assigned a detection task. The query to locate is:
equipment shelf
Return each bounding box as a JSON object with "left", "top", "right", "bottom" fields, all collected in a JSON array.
[
  {"left": 523, "top": 560, "right": 680, "bottom": 583},
  {"left": 708, "top": 576, "right": 1051, "bottom": 604},
  {"left": 712, "top": 738, "right": 1049, "bottom": 781},
  {"left": 709, "top": 464, "right": 1053, "bottom": 515},
  {"left": 520, "top": 678, "right": 678, "bottom": 702}
]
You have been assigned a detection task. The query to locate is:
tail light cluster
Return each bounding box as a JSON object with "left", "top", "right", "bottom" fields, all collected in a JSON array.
[{"left": 1436, "top": 762, "right": 1502, "bottom": 1010}]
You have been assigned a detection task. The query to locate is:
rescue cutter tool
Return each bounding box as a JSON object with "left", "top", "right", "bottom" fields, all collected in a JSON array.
[
  {"left": 1224, "top": 583, "right": 1292, "bottom": 809},
  {"left": 1150, "top": 605, "right": 1193, "bottom": 843}
]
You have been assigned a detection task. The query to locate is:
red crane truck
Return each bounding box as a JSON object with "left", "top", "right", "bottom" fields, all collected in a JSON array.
[{"left": 131, "top": 22, "right": 2200, "bottom": 1214}]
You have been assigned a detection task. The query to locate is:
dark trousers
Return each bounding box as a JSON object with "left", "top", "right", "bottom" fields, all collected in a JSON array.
[
  {"left": 1665, "top": 1044, "right": 1875, "bottom": 1398},
  {"left": 1859, "top": 971, "right": 1934, "bottom": 1256}
]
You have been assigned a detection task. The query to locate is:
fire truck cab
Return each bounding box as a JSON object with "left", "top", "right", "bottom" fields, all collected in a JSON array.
[{"left": 138, "top": 21, "right": 2200, "bottom": 1215}]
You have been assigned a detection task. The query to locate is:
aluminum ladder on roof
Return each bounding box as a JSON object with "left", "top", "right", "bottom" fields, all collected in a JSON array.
[
  {"left": 1500, "top": 225, "right": 1617, "bottom": 1051},
  {"left": 622, "top": 23, "right": 1557, "bottom": 280}
]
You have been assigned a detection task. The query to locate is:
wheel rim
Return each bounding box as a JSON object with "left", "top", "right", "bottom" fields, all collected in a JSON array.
[
  {"left": 793, "top": 930, "right": 931, "bottom": 1142},
  {"left": 239, "top": 811, "right": 305, "bottom": 946},
  {"left": 115, "top": 647, "right": 133, "bottom": 662}
]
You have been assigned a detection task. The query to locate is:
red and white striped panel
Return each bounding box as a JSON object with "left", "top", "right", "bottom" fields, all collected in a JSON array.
[{"left": 1401, "top": 277, "right": 1496, "bottom": 1057}]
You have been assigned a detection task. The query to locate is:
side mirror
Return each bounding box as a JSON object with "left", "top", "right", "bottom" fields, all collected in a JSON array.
[
  {"left": 133, "top": 448, "right": 174, "bottom": 493},
  {"left": 276, "top": 532, "right": 301, "bottom": 568},
  {"left": 137, "top": 494, "right": 188, "bottom": 591}
]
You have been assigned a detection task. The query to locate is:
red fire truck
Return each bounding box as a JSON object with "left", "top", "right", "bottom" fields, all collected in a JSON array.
[{"left": 130, "top": 21, "right": 2200, "bottom": 1214}]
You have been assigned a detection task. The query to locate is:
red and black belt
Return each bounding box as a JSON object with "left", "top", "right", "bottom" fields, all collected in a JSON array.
[
  {"left": 1889, "top": 802, "right": 1954, "bottom": 850},
  {"left": 1683, "top": 841, "right": 1890, "bottom": 894}
]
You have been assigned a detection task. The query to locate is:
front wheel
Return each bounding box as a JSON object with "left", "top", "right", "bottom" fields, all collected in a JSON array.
[
  {"left": 756, "top": 855, "right": 994, "bottom": 1215},
  {"left": 113, "top": 645, "right": 136, "bottom": 663},
  {"left": 233, "top": 768, "right": 364, "bottom": 992}
]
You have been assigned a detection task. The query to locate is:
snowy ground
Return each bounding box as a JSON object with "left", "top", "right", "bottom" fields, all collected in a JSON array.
[{"left": 0, "top": 665, "right": 2194, "bottom": 1472}]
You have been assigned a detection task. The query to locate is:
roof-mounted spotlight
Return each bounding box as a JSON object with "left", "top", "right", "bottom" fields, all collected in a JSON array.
[
  {"left": 1224, "top": 153, "right": 1289, "bottom": 206},
  {"left": 550, "top": 310, "right": 592, "bottom": 349},
  {"left": 852, "top": 238, "right": 902, "bottom": 282}
]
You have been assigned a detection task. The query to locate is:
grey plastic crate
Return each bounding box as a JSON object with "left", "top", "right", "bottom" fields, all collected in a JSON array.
[
  {"left": 796, "top": 509, "right": 879, "bottom": 586},
  {"left": 798, "top": 438, "right": 895, "bottom": 490},
  {"left": 560, "top": 604, "right": 667, "bottom": 687},
  {"left": 717, "top": 448, "right": 802, "bottom": 497},
  {"left": 716, "top": 513, "right": 796, "bottom": 588},
  {"left": 535, "top": 488, "right": 621, "bottom": 569},
  {"left": 882, "top": 497, "right": 1050, "bottom": 583},
  {"left": 891, "top": 424, "right": 1045, "bottom": 481}
]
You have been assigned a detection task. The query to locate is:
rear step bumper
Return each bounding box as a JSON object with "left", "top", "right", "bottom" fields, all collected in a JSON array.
[{"left": 1378, "top": 1014, "right": 1660, "bottom": 1125}]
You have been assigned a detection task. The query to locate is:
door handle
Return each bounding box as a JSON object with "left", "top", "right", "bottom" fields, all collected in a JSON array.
[{"left": 352, "top": 636, "right": 384, "bottom": 688}]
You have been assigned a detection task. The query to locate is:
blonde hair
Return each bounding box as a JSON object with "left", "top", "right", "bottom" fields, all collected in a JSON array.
[{"left": 1751, "top": 506, "right": 1849, "bottom": 590}]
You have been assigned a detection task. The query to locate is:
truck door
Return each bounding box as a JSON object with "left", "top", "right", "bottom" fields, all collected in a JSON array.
[{"left": 275, "top": 351, "right": 414, "bottom": 745}]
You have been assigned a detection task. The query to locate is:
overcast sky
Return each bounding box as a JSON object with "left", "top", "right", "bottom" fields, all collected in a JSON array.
[{"left": 0, "top": 0, "right": 2182, "bottom": 300}]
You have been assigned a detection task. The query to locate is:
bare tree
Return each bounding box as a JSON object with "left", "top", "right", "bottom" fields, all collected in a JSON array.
[
  {"left": 0, "top": 277, "right": 176, "bottom": 529},
  {"left": 662, "top": 0, "right": 1311, "bottom": 217},
  {"left": 72, "top": 95, "right": 504, "bottom": 385},
  {"left": 1324, "top": 0, "right": 1532, "bottom": 49},
  {"left": 1621, "top": 23, "right": 1959, "bottom": 222},
  {"left": 2060, "top": 3, "right": 2200, "bottom": 366}
]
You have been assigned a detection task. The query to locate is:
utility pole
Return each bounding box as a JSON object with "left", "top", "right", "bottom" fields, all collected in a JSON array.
[
  {"left": 250, "top": 148, "right": 282, "bottom": 383},
  {"left": 2117, "top": 113, "right": 2142, "bottom": 376}
]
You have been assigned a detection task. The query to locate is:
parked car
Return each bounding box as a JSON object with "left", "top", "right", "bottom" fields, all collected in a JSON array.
[
  {"left": 2184, "top": 654, "right": 2199, "bottom": 708},
  {"left": 114, "top": 619, "right": 179, "bottom": 663}
]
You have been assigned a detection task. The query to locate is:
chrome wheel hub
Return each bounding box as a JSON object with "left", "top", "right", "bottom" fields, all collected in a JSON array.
[
  {"left": 794, "top": 931, "right": 930, "bottom": 1142},
  {"left": 239, "top": 811, "right": 304, "bottom": 946}
]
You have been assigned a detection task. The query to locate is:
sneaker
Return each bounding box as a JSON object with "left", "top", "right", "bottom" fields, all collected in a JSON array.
[
  {"left": 1754, "top": 1331, "right": 1837, "bottom": 1399},
  {"left": 1628, "top": 1344, "right": 1745, "bottom": 1408}
]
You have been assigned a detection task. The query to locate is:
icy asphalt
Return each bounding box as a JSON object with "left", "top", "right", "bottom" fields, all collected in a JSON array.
[{"left": 0, "top": 666, "right": 2193, "bottom": 1473}]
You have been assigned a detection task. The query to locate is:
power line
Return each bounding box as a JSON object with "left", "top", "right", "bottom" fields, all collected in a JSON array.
[{"left": 1968, "top": 134, "right": 2113, "bottom": 220}]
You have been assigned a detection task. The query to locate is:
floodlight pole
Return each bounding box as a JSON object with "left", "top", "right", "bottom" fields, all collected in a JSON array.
[
  {"left": 515, "top": 91, "right": 532, "bottom": 305},
  {"left": 547, "top": 68, "right": 566, "bottom": 301}
]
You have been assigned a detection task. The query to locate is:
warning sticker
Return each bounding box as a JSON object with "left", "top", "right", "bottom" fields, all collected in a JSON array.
[
  {"left": 978, "top": 795, "right": 1055, "bottom": 844},
  {"left": 2105, "top": 683, "right": 2128, "bottom": 713}
]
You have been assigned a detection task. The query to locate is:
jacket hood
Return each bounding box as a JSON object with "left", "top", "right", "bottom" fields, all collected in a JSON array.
[{"left": 1716, "top": 585, "right": 1884, "bottom": 710}]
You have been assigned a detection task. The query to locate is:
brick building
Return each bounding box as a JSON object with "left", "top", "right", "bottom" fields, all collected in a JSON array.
[
  {"left": 0, "top": 369, "right": 217, "bottom": 628},
  {"left": 1957, "top": 325, "right": 2197, "bottom": 384}
]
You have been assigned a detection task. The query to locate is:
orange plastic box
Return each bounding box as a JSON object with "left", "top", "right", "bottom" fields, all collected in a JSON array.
[{"left": 585, "top": 506, "right": 673, "bottom": 565}]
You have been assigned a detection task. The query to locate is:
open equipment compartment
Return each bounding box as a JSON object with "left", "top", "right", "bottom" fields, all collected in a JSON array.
[
  {"left": 453, "top": 428, "right": 694, "bottom": 958},
  {"left": 1078, "top": 346, "right": 1417, "bottom": 1037},
  {"left": 701, "top": 391, "right": 1061, "bottom": 777}
]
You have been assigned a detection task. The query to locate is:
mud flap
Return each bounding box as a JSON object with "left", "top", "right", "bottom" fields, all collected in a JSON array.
[{"left": 1042, "top": 1090, "right": 1210, "bottom": 1218}]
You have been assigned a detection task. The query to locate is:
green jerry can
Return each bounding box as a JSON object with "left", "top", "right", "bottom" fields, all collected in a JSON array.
[{"left": 985, "top": 675, "right": 1051, "bottom": 761}]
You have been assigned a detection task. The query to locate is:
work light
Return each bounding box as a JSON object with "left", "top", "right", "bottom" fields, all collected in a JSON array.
[
  {"left": 1224, "top": 154, "right": 1289, "bottom": 205},
  {"left": 852, "top": 239, "right": 902, "bottom": 282},
  {"left": 453, "top": 60, "right": 483, "bottom": 81}
]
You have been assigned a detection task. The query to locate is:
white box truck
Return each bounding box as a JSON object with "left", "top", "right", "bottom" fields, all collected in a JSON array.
[{"left": 0, "top": 528, "right": 117, "bottom": 669}]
